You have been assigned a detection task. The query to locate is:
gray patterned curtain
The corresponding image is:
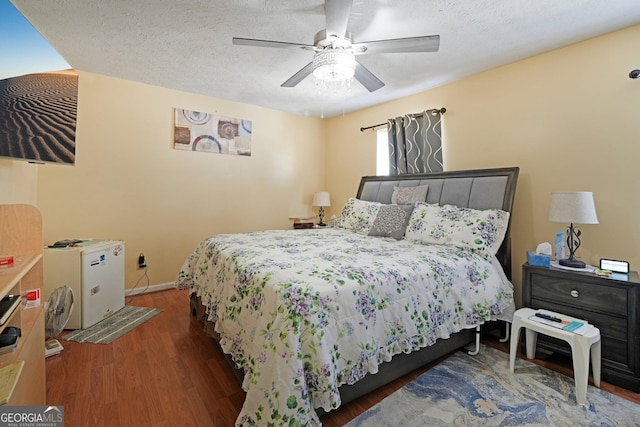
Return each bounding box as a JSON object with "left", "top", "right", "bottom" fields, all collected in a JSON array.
[{"left": 387, "top": 109, "right": 443, "bottom": 175}]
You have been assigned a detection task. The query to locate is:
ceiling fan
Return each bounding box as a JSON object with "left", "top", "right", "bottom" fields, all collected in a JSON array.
[{"left": 232, "top": 0, "right": 440, "bottom": 92}]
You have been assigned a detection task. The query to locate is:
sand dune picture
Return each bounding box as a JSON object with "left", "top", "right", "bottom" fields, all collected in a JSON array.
[{"left": 0, "top": 69, "right": 78, "bottom": 164}]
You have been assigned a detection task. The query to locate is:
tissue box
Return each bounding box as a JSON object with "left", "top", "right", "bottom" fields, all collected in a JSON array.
[{"left": 527, "top": 250, "right": 550, "bottom": 267}]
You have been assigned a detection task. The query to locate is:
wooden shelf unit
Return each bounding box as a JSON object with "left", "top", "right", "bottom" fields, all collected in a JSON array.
[{"left": 0, "top": 205, "right": 46, "bottom": 405}]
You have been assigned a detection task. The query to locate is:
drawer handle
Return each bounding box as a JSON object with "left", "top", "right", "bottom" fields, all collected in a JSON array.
[{"left": 570, "top": 289, "right": 579, "bottom": 298}]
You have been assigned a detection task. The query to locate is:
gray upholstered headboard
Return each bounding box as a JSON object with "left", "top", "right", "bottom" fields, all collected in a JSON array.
[{"left": 356, "top": 167, "right": 519, "bottom": 279}]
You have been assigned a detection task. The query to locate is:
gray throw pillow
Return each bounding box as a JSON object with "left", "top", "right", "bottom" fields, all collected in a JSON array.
[
  {"left": 391, "top": 185, "right": 429, "bottom": 205},
  {"left": 368, "top": 205, "right": 415, "bottom": 240}
]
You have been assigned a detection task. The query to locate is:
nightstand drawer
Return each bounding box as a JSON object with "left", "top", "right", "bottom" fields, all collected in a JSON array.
[
  {"left": 535, "top": 334, "right": 628, "bottom": 365},
  {"left": 529, "top": 272, "right": 627, "bottom": 316},
  {"left": 523, "top": 264, "right": 640, "bottom": 392},
  {"left": 529, "top": 298, "right": 628, "bottom": 341}
]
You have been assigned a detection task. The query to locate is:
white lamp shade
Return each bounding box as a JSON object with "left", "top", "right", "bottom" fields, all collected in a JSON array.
[
  {"left": 312, "top": 191, "right": 331, "bottom": 207},
  {"left": 548, "top": 192, "right": 599, "bottom": 224}
]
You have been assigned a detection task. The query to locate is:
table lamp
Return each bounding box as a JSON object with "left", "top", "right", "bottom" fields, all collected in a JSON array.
[
  {"left": 312, "top": 192, "right": 331, "bottom": 226},
  {"left": 548, "top": 192, "right": 599, "bottom": 268}
]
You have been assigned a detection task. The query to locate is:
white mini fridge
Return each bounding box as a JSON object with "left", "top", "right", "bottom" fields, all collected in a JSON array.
[{"left": 44, "top": 240, "right": 125, "bottom": 329}]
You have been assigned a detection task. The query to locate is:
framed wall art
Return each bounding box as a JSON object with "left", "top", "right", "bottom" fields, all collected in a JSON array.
[
  {"left": 173, "top": 108, "right": 252, "bottom": 156},
  {"left": 1, "top": 1, "right": 77, "bottom": 164}
]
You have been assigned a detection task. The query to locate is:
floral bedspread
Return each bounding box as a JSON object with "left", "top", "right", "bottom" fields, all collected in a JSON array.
[{"left": 176, "top": 228, "right": 514, "bottom": 426}]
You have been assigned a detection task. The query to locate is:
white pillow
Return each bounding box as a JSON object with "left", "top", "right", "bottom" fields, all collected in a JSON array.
[
  {"left": 405, "top": 202, "right": 510, "bottom": 260},
  {"left": 337, "top": 198, "right": 382, "bottom": 235},
  {"left": 391, "top": 185, "right": 429, "bottom": 205}
]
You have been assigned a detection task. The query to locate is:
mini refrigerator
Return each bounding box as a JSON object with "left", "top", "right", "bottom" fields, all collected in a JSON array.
[{"left": 44, "top": 240, "right": 125, "bottom": 329}]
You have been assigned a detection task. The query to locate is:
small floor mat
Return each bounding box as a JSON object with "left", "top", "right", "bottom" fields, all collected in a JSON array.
[{"left": 61, "top": 306, "right": 162, "bottom": 344}]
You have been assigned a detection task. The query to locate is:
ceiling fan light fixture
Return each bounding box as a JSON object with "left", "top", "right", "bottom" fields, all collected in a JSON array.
[
  {"left": 232, "top": 1, "right": 440, "bottom": 94},
  {"left": 312, "top": 48, "right": 355, "bottom": 93}
]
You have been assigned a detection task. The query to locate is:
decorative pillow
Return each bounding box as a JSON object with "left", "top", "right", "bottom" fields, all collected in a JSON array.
[
  {"left": 337, "top": 198, "right": 382, "bottom": 235},
  {"left": 405, "top": 202, "right": 510, "bottom": 259},
  {"left": 391, "top": 185, "right": 429, "bottom": 205},
  {"left": 368, "top": 205, "right": 414, "bottom": 240},
  {"left": 327, "top": 215, "right": 341, "bottom": 228}
]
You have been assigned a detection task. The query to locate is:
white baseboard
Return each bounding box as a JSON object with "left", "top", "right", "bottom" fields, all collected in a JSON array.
[{"left": 125, "top": 281, "right": 176, "bottom": 296}]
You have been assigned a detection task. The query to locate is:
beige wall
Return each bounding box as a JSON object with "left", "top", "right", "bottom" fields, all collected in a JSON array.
[
  {"left": 4, "top": 25, "right": 639, "bottom": 300},
  {"left": 326, "top": 25, "right": 640, "bottom": 306},
  {"left": 0, "top": 159, "right": 38, "bottom": 205},
  {"left": 36, "top": 72, "right": 326, "bottom": 288}
]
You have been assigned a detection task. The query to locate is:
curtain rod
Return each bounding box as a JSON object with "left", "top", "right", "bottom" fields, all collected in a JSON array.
[{"left": 359, "top": 107, "right": 446, "bottom": 132}]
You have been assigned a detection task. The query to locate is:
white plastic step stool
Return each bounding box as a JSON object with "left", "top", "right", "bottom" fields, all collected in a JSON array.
[{"left": 509, "top": 307, "right": 601, "bottom": 405}]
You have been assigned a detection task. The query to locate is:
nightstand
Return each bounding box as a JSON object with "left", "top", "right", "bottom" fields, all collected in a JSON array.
[{"left": 522, "top": 263, "right": 640, "bottom": 392}]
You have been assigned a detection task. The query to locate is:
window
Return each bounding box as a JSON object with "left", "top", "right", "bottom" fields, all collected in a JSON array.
[{"left": 376, "top": 128, "right": 389, "bottom": 176}]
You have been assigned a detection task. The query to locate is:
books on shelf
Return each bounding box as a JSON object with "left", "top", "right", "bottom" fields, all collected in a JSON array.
[
  {"left": 0, "top": 360, "right": 25, "bottom": 405},
  {"left": 0, "top": 295, "right": 21, "bottom": 326},
  {"left": 529, "top": 311, "right": 595, "bottom": 335}
]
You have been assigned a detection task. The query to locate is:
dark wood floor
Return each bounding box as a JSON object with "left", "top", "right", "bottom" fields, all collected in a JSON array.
[{"left": 46, "top": 288, "right": 640, "bottom": 426}]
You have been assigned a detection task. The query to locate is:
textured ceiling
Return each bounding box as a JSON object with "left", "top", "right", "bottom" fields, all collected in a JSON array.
[{"left": 11, "top": 0, "right": 640, "bottom": 118}]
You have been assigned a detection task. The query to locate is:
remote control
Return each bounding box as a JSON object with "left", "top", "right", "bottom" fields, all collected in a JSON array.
[{"left": 535, "top": 312, "right": 562, "bottom": 322}]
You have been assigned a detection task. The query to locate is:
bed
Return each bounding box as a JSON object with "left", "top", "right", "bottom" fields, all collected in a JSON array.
[{"left": 177, "top": 166, "right": 519, "bottom": 426}]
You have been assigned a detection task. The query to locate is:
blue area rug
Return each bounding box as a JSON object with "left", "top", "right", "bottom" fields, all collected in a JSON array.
[{"left": 346, "top": 344, "right": 640, "bottom": 426}]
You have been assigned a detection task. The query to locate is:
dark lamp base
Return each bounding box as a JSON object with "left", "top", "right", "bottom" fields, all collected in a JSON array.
[{"left": 559, "top": 258, "right": 586, "bottom": 268}]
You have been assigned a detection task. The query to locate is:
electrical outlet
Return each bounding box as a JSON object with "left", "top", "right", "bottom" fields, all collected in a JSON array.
[{"left": 137, "top": 253, "right": 147, "bottom": 269}]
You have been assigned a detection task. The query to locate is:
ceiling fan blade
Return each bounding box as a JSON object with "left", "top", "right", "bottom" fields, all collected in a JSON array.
[
  {"left": 325, "top": 0, "right": 352, "bottom": 38},
  {"left": 232, "top": 37, "right": 314, "bottom": 51},
  {"left": 352, "top": 35, "right": 440, "bottom": 55},
  {"left": 354, "top": 61, "right": 385, "bottom": 92},
  {"left": 281, "top": 62, "right": 314, "bottom": 87}
]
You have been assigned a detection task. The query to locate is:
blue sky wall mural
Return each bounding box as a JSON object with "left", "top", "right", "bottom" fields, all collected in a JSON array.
[{"left": 0, "top": 0, "right": 78, "bottom": 164}]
